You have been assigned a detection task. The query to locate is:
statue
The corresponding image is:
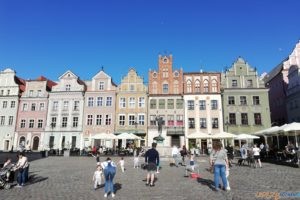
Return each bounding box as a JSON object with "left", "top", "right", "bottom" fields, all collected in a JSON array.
[{"left": 154, "top": 116, "right": 165, "bottom": 143}]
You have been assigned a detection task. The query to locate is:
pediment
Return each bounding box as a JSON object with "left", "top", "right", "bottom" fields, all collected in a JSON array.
[{"left": 58, "top": 70, "right": 78, "bottom": 80}]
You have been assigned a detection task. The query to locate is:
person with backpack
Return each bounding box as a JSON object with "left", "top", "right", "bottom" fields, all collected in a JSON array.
[{"left": 101, "top": 157, "right": 117, "bottom": 198}]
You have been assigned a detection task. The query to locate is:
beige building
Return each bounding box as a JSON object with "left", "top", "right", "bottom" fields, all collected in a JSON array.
[{"left": 115, "top": 68, "right": 148, "bottom": 147}]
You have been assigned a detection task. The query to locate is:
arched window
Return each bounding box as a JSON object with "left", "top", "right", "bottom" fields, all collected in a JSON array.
[
  {"left": 152, "top": 82, "right": 157, "bottom": 94},
  {"left": 203, "top": 79, "right": 209, "bottom": 93},
  {"left": 32, "top": 136, "right": 40, "bottom": 150},
  {"left": 173, "top": 80, "right": 179, "bottom": 94},
  {"left": 186, "top": 80, "right": 192, "bottom": 93},
  {"left": 211, "top": 79, "right": 218, "bottom": 92},
  {"left": 195, "top": 80, "right": 200, "bottom": 93},
  {"left": 19, "top": 136, "right": 26, "bottom": 147}
]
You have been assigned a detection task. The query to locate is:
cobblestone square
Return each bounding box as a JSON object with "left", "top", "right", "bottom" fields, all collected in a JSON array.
[{"left": 0, "top": 156, "right": 299, "bottom": 200}]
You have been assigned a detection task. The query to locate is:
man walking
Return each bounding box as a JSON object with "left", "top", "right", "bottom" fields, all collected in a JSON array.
[{"left": 145, "top": 142, "right": 160, "bottom": 187}]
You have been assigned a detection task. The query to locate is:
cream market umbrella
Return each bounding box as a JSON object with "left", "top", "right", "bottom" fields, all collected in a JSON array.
[
  {"left": 281, "top": 122, "right": 300, "bottom": 147},
  {"left": 211, "top": 132, "right": 237, "bottom": 139},
  {"left": 91, "top": 133, "right": 118, "bottom": 140},
  {"left": 235, "top": 134, "right": 259, "bottom": 140},
  {"left": 254, "top": 126, "right": 280, "bottom": 136},
  {"left": 117, "top": 132, "right": 141, "bottom": 140}
]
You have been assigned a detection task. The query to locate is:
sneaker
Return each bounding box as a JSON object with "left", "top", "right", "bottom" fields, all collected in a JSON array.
[
  {"left": 111, "top": 193, "right": 115, "bottom": 198},
  {"left": 104, "top": 193, "right": 107, "bottom": 198},
  {"left": 226, "top": 186, "right": 231, "bottom": 191},
  {"left": 15, "top": 185, "right": 22, "bottom": 188}
]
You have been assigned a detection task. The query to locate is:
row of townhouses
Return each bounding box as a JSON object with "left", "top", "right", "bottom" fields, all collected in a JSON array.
[{"left": 0, "top": 41, "right": 299, "bottom": 152}]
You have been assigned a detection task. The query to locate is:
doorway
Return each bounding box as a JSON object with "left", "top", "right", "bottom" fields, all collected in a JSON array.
[
  {"left": 4, "top": 140, "right": 9, "bottom": 151},
  {"left": 171, "top": 135, "right": 180, "bottom": 147},
  {"left": 32, "top": 136, "right": 39, "bottom": 150}
]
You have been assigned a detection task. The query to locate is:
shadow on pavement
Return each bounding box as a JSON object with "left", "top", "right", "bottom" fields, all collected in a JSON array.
[
  {"left": 114, "top": 183, "right": 122, "bottom": 193},
  {"left": 197, "top": 178, "right": 215, "bottom": 190}
]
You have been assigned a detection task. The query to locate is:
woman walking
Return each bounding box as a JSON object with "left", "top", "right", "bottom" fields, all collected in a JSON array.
[
  {"left": 209, "top": 141, "right": 229, "bottom": 191},
  {"left": 101, "top": 157, "right": 117, "bottom": 198}
]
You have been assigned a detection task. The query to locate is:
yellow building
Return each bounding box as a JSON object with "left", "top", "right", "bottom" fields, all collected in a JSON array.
[{"left": 115, "top": 68, "right": 148, "bottom": 147}]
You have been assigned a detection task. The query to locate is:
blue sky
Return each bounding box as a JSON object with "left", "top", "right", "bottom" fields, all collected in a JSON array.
[{"left": 0, "top": 0, "right": 299, "bottom": 84}]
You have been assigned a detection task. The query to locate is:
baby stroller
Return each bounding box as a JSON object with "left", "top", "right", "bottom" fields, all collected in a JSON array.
[{"left": 0, "top": 164, "right": 14, "bottom": 189}]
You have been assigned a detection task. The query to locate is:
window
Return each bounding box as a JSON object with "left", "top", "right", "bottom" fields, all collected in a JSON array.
[
  {"left": 99, "top": 82, "right": 104, "bottom": 90},
  {"left": 199, "top": 100, "right": 206, "bottom": 110},
  {"left": 20, "top": 119, "right": 26, "bottom": 128},
  {"left": 163, "top": 68, "right": 168, "bottom": 78},
  {"left": 7, "top": 90, "right": 10, "bottom": 95},
  {"left": 11, "top": 101, "right": 16, "bottom": 108},
  {"left": 150, "top": 99, "right": 157, "bottom": 109},
  {"left": 37, "top": 90, "right": 42, "bottom": 97},
  {"left": 240, "top": 96, "right": 247, "bottom": 105},
  {"left": 29, "top": 119, "right": 34, "bottom": 128},
  {"left": 62, "top": 117, "right": 68, "bottom": 127},
  {"left": 22, "top": 103, "right": 28, "bottom": 111},
  {"left": 167, "top": 99, "right": 174, "bottom": 109},
  {"left": 29, "top": 90, "right": 33, "bottom": 96},
  {"left": 53, "top": 101, "right": 58, "bottom": 111},
  {"left": 138, "top": 114, "right": 145, "bottom": 125},
  {"left": 253, "top": 96, "right": 260, "bottom": 105},
  {"left": 176, "top": 99, "right": 183, "bottom": 109},
  {"left": 38, "top": 119, "right": 43, "bottom": 128},
  {"left": 150, "top": 115, "right": 156, "bottom": 126},
  {"left": 130, "top": 85, "right": 135, "bottom": 91},
  {"left": 105, "top": 114, "right": 111, "bottom": 125},
  {"left": 152, "top": 82, "right": 157, "bottom": 94},
  {"left": 0, "top": 116, "right": 5, "bottom": 125},
  {"left": 96, "top": 115, "right": 102, "bottom": 125},
  {"left": 129, "top": 115, "right": 135, "bottom": 125},
  {"left": 200, "top": 118, "right": 207, "bottom": 128},
  {"left": 228, "top": 113, "right": 236, "bottom": 125},
  {"left": 3, "top": 101, "right": 7, "bottom": 108},
  {"left": 119, "top": 115, "right": 125, "bottom": 126},
  {"left": 120, "top": 98, "right": 126, "bottom": 108},
  {"left": 247, "top": 80, "right": 253, "bottom": 88},
  {"left": 73, "top": 117, "right": 78, "bottom": 127},
  {"left": 88, "top": 97, "right": 94, "bottom": 107},
  {"left": 241, "top": 113, "right": 248, "bottom": 125},
  {"left": 51, "top": 117, "right": 57, "bottom": 128},
  {"left": 188, "top": 118, "right": 195, "bottom": 129},
  {"left": 65, "top": 84, "right": 71, "bottom": 91},
  {"left": 106, "top": 97, "right": 112, "bottom": 106},
  {"left": 159, "top": 99, "right": 165, "bottom": 109},
  {"left": 211, "top": 100, "right": 218, "bottom": 110},
  {"left": 73, "top": 101, "right": 79, "bottom": 111},
  {"left": 0, "top": 90, "right": 3, "bottom": 95},
  {"left": 232, "top": 80, "right": 237, "bottom": 87},
  {"left": 31, "top": 103, "right": 36, "bottom": 111},
  {"left": 97, "top": 97, "right": 103, "bottom": 107},
  {"left": 129, "top": 97, "right": 135, "bottom": 108},
  {"left": 174, "top": 82, "right": 179, "bottom": 94},
  {"left": 211, "top": 80, "right": 217, "bottom": 92},
  {"left": 228, "top": 96, "right": 235, "bottom": 105},
  {"left": 39, "top": 103, "right": 45, "bottom": 111},
  {"left": 203, "top": 80, "right": 209, "bottom": 92},
  {"left": 187, "top": 100, "right": 194, "bottom": 110},
  {"left": 254, "top": 113, "right": 262, "bottom": 125},
  {"left": 87, "top": 115, "right": 93, "bottom": 125},
  {"left": 63, "top": 101, "right": 69, "bottom": 110},
  {"left": 138, "top": 97, "right": 145, "bottom": 108},
  {"left": 187, "top": 81, "right": 192, "bottom": 93},
  {"left": 212, "top": 118, "right": 218, "bottom": 128},
  {"left": 195, "top": 80, "right": 200, "bottom": 93},
  {"left": 8, "top": 116, "right": 13, "bottom": 126},
  {"left": 163, "top": 84, "right": 169, "bottom": 94},
  {"left": 167, "top": 115, "right": 174, "bottom": 126},
  {"left": 176, "top": 115, "right": 183, "bottom": 126}
]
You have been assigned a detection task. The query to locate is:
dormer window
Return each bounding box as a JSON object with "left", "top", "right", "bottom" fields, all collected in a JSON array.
[
  {"left": 65, "top": 84, "right": 71, "bottom": 91},
  {"left": 99, "top": 82, "right": 104, "bottom": 90}
]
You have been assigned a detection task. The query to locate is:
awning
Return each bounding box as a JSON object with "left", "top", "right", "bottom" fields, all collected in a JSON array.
[
  {"left": 91, "top": 133, "right": 118, "bottom": 140},
  {"left": 211, "top": 132, "right": 237, "bottom": 139},
  {"left": 116, "top": 132, "right": 142, "bottom": 140}
]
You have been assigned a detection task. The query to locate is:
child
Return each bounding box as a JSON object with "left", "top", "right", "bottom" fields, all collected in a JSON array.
[
  {"left": 119, "top": 157, "right": 125, "bottom": 172},
  {"left": 92, "top": 165, "right": 103, "bottom": 190},
  {"left": 134, "top": 155, "right": 139, "bottom": 168},
  {"left": 189, "top": 153, "right": 195, "bottom": 171}
]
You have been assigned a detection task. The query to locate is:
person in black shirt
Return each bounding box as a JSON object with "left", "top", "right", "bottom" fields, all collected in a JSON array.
[{"left": 145, "top": 143, "right": 160, "bottom": 187}]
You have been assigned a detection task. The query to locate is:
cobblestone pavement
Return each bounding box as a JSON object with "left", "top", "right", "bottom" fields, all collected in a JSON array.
[{"left": 0, "top": 156, "right": 299, "bottom": 200}]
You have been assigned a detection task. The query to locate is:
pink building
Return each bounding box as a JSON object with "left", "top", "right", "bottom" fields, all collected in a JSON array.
[{"left": 15, "top": 76, "right": 56, "bottom": 151}]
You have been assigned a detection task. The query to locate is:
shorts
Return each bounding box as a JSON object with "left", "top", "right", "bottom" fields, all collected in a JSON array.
[
  {"left": 147, "top": 163, "right": 157, "bottom": 172},
  {"left": 254, "top": 155, "right": 260, "bottom": 160}
]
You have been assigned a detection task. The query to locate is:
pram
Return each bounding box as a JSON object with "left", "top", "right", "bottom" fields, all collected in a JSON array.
[{"left": 0, "top": 164, "right": 14, "bottom": 189}]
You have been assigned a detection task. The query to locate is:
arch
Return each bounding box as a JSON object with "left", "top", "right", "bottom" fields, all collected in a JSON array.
[
  {"left": 211, "top": 79, "right": 218, "bottom": 92},
  {"left": 32, "top": 136, "right": 40, "bottom": 151},
  {"left": 186, "top": 80, "right": 192, "bottom": 93},
  {"left": 194, "top": 79, "right": 201, "bottom": 93},
  {"left": 173, "top": 80, "right": 179, "bottom": 94},
  {"left": 152, "top": 81, "right": 157, "bottom": 94},
  {"left": 203, "top": 79, "right": 209, "bottom": 93}
]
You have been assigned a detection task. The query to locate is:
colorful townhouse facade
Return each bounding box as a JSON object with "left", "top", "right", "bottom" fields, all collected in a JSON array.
[
  {"left": 221, "top": 57, "right": 271, "bottom": 145},
  {"left": 148, "top": 55, "right": 184, "bottom": 147},
  {"left": 15, "top": 76, "right": 56, "bottom": 151},
  {"left": 115, "top": 68, "right": 148, "bottom": 147},
  {"left": 183, "top": 72, "right": 223, "bottom": 151},
  {"left": 82, "top": 70, "right": 117, "bottom": 149},
  {"left": 0, "top": 68, "right": 25, "bottom": 151}
]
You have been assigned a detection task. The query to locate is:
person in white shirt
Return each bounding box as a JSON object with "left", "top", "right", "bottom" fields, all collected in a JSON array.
[
  {"left": 14, "top": 153, "right": 29, "bottom": 187},
  {"left": 134, "top": 155, "right": 139, "bottom": 169},
  {"left": 252, "top": 144, "right": 262, "bottom": 168},
  {"left": 119, "top": 157, "right": 125, "bottom": 172},
  {"left": 93, "top": 165, "right": 103, "bottom": 190},
  {"left": 171, "top": 145, "right": 179, "bottom": 167}
]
